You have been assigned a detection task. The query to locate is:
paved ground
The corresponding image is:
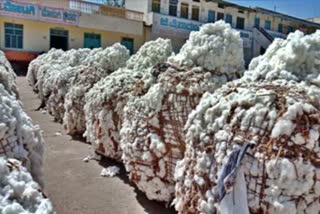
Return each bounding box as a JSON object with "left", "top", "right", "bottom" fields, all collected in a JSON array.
[{"left": 17, "top": 76, "right": 176, "bottom": 214}]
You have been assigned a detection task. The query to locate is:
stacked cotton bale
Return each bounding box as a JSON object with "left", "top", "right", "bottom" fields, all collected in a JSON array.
[
  {"left": 37, "top": 49, "right": 91, "bottom": 106},
  {"left": 84, "top": 38, "right": 173, "bottom": 160},
  {"left": 27, "top": 49, "right": 64, "bottom": 92},
  {"left": 120, "top": 21, "right": 244, "bottom": 202},
  {"left": 174, "top": 30, "right": 320, "bottom": 213},
  {"left": 244, "top": 30, "right": 320, "bottom": 83},
  {"left": 0, "top": 54, "right": 44, "bottom": 185},
  {"left": 174, "top": 80, "right": 320, "bottom": 214},
  {"left": 63, "top": 43, "right": 130, "bottom": 135},
  {"left": 0, "top": 50, "right": 18, "bottom": 97},
  {"left": 0, "top": 158, "right": 53, "bottom": 214}
]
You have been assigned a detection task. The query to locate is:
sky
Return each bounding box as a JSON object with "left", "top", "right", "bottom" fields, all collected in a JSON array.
[{"left": 227, "top": 0, "right": 320, "bottom": 19}]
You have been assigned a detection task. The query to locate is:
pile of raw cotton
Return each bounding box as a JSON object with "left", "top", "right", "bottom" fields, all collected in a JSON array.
[
  {"left": 244, "top": 30, "right": 320, "bottom": 83},
  {"left": 84, "top": 38, "right": 173, "bottom": 160},
  {"left": 120, "top": 21, "right": 244, "bottom": 202},
  {"left": 0, "top": 158, "right": 53, "bottom": 214},
  {"left": 174, "top": 80, "right": 320, "bottom": 214},
  {"left": 63, "top": 43, "right": 130, "bottom": 135},
  {"left": 0, "top": 51, "right": 18, "bottom": 97},
  {"left": 36, "top": 48, "right": 91, "bottom": 106},
  {"left": 172, "top": 30, "right": 320, "bottom": 213},
  {"left": 27, "top": 49, "right": 64, "bottom": 92},
  {"left": 0, "top": 56, "right": 44, "bottom": 185}
]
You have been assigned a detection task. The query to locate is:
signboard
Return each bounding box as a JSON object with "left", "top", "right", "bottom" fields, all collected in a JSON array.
[
  {"left": 0, "top": 0, "right": 79, "bottom": 26},
  {"left": 39, "top": 6, "right": 79, "bottom": 25},
  {"left": 0, "top": 0, "right": 37, "bottom": 19},
  {"left": 152, "top": 13, "right": 202, "bottom": 38},
  {"left": 85, "top": 0, "right": 125, "bottom": 8}
]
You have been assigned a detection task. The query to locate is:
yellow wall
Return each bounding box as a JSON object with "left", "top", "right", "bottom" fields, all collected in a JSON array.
[{"left": 0, "top": 16, "right": 144, "bottom": 53}]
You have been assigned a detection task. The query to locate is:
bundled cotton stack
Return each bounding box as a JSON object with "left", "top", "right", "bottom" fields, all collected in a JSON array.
[
  {"left": 0, "top": 84, "right": 44, "bottom": 185},
  {"left": 63, "top": 43, "right": 130, "bottom": 135},
  {"left": 37, "top": 48, "right": 91, "bottom": 105},
  {"left": 0, "top": 158, "right": 53, "bottom": 214},
  {"left": 120, "top": 21, "right": 244, "bottom": 202},
  {"left": 173, "top": 79, "right": 320, "bottom": 213},
  {"left": 0, "top": 51, "right": 18, "bottom": 97},
  {"left": 27, "top": 49, "right": 64, "bottom": 92},
  {"left": 244, "top": 30, "right": 320, "bottom": 83},
  {"left": 84, "top": 38, "right": 173, "bottom": 160},
  {"left": 0, "top": 53, "right": 44, "bottom": 186}
]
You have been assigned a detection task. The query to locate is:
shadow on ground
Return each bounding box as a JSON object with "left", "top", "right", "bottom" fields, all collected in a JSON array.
[
  {"left": 98, "top": 157, "right": 177, "bottom": 214},
  {"left": 11, "top": 61, "right": 29, "bottom": 76}
]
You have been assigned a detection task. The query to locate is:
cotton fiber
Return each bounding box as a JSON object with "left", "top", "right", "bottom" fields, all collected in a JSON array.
[
  {"left": 120, "top": 21, "right": 244, "bottom": 202},
  {"left": 173, "top": 80, "right": 320, "bottom": 213},
  {"left": 0, "top": 158, "right": 54, "bottom": 214},
  {"left": 245, "top": 30, "right": 320, "bottom": 83},
  {"left": 84, "top": 38, "right": 173, "bottom": 160},
  {"left": 0, "top": 50, "right": 18, "bottom": 97},
  {"left": 63, "top": 43, "right": 129, "bottom": 135},
  {"left": 168, "top": 21, "right": 244, "bottom": 73}
]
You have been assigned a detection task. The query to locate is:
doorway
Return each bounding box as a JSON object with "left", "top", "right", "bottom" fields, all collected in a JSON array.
[
  {"left": 121, "top": 37, "right": 134, "bottom": 55},
  {"left": 50, "top": 29, "right": 69, "bottom": 51}
]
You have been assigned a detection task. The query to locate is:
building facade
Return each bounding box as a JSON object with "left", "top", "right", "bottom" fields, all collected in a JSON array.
[
  {"left": 0, "top": 0, "right": 144, "bottom": 62},
  {"left": 125, "top": 0, "right": 320, "bottom": 65}
]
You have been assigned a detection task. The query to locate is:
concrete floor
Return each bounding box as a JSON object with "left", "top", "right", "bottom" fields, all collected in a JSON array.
[{"left": 17, "top": 76, "right": 176, "bottom": 214}]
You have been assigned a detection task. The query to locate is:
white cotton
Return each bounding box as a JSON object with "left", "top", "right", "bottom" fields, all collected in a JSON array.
[
  {"left": 100, "top": 166, "right": 120, "bottom": 177},
  {"left": 271, "top": 120, "right": 296, "bottom": 138},
  {"left": 174, "top": 80, "right": 320, "bottom": 214},
  {"left": 84, "top": 38, "right": 173, "bottom": 162},
  {"left": 0, "top": 158, "right": 54, "bottom": 214},
  {"left": 121, "top": 21, "right": 244, "bottom": 203},
  {"left": 169, "top": 21, "right": 244, "bottom": 73},
  {"left": 244, "top": 30, "right": 320, "bottom": 84},
  {"left": 0, "top": 50, "right": 18, "bottom": 97},
  {"left": 0, "top": 84, "right": 44, "bottom": 185},
  {"left": 63, "top": 43, "right": 130, "bottom": 135}
]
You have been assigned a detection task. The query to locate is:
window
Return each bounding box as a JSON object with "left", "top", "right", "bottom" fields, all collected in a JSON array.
[
  {"left": 278, "top": 23, "right": 283, "bottom": 33},
  {"left": 217, "top": 12, "right": 224, "bottom": 21},
  {"left": 238, "top": 10, "right": 244, "bottom": 14},
  {"left": 254, "top": 17, "right": 260, "bottom": 28},
  {"left": 121, "top": 38, "right": 134, "bottom": 55},
  {"left": 5, "top": 23, "right": 23, "bottom": 49},
  {"left": 152, "top": 0, "right": 160, "bottom": 13},
  {"left": 225, "top": 14, "right": 232, "bottom": 25},
  {"left": 236, "top": 17, "right": 245, "bottom": 29},
  {"left": 191, "top": 6, "right": 199, "bottom": 21},
  {"left": 193, "top": 0, "right": 200, "bottom": 2},
  {"left": 169, "top": 0, "right": 177, "bottom": 16},
  {"left": 265, "top": 20, "right": 271, "bottom": 30},
  {"left": 288, "top": 26, "right": 294, "bottom": 33},
  {"left": 208, "top": 10, "right": 215, "bottom": 23},
  {"left": 84, "top": 33, "right": 101, "bottom": 49},
  {"left": 180, "top": 3, "right": 189, "bottom": 19},
  {"left": 218, "top": 3, "right": 224, "bottom": 9}
]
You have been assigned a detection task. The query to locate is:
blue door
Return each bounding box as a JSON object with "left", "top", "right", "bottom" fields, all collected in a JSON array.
[
  {"left": 121, "top": 38, "right": 134, "bottom": 55},
  {"left": 208, "top": 10, "right": 215, "bottom": 22},
  {"left": 84, "top": 33, "right": 101, "bottom": 49},
  {"left": 254, "top": 17, "right": 260, "bottom": 28}
]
